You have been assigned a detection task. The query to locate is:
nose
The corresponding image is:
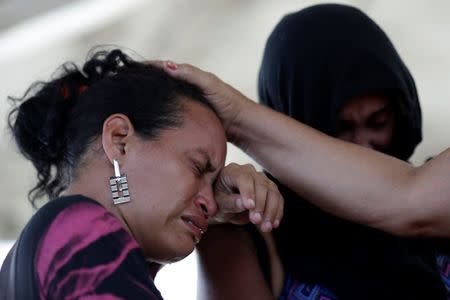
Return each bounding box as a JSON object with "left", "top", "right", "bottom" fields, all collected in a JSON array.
[
  {"left": 194, "top": 184, "right": 218, "bottom": 218},
  {"left": 352, "top": 129, "right": 375, "bottom": 150}
]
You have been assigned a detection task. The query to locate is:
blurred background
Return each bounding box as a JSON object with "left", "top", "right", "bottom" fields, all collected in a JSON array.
[{"left": 0, "top": 0, "right": 449, "bottom": 298}]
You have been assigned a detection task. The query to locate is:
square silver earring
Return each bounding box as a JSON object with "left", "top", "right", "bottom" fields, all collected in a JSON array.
[{"left": 109, "top": 159, "right": 131, "bottom": 205}]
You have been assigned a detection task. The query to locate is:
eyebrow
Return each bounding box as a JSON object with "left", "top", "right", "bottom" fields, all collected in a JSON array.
[
  {"left": 339, "top": 105, "right": 390, "bottom": 123},
  {"left": 368, "top": 105, "right": 391, "bottom": 119},
  {"left": 194, "top": 148, "right": 217, "bottom": 173}
]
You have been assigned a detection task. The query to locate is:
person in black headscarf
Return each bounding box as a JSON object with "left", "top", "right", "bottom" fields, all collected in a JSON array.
[
  {"left": 190, "top": 4, "right": 448, "bottom": 300},
  {"left": 258, "top": 4, "right": 420, "bottom": 161},
  {"left": 255, "top": 4, "right": 443, "bottom": 299}
]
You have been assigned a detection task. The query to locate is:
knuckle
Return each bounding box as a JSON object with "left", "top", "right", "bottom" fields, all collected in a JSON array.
[
  {"left": 227, "top": 162, "right": 239, "bottom": 171},
  {"left": 243, "top": 163, "right": 255, "bottom": 171}
]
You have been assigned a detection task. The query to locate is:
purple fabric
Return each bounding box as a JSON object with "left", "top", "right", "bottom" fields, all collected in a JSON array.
[{"left": 35, "top": 198, "right": 163, "bottom": 300}]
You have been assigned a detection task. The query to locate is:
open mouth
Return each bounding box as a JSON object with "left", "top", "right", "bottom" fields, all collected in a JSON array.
[{"left": 181, "top": 216, "right": 207, "bottom": 243}]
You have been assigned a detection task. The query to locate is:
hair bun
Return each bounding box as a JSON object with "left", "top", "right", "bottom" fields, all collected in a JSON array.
[
  {"left": 82, "top": 49, "right": 130, "bottom": 83},
  {"left": 11, "top": 82, "right": 69, "bottom": 163},
  {"left": 8, "top": 66, "right": 88, "bottom": 203}
]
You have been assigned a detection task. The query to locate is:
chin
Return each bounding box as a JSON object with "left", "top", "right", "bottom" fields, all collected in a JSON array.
[
  {"left": 155, "top": 243, "right": 195, "bottom": 264},
  {"left": 164, "top": 254, "right": 189, "bottom": 264}
]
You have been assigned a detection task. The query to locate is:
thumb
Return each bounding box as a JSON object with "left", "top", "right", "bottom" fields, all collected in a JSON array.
[{"left": 216, "top": 193, "right": 246, "bottom": 213}]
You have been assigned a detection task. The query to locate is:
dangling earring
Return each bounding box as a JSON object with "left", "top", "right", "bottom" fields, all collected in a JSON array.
[{"left": 109, "top": 159, "right": 131, "bottom": 205}]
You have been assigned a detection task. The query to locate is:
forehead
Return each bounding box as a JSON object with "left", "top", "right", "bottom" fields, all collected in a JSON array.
[
  {"left": 339, "top": 94, "right": 390, "bottom": 119},
  {"left": 178, "top": 99, "right": 227, "bottom": 165}
]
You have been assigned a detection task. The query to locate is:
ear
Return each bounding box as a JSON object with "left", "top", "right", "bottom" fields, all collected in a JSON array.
[{"left": 102, "top": 113, "right": 135, "bottom": 164}]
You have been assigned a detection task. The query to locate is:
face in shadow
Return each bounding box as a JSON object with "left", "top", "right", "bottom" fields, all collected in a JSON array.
[{"left": 336, "top": 94, "right": 395, "bottom": 153}]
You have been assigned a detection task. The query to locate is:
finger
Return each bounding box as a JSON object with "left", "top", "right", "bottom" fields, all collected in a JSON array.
[
  {"left": 264, "top": 181, "right": 283, "bottom": 229},
  {"left": 260, "top": 188, "right": 280, "bottom": 232},
  {"left": 242, "top": 197, "right": 256, "bottom": 210},
  {"left": 238, "top": 164, "right": 257, "bottom": 210},
  {"left": 273, "top": 193, "right": 284, "bottom": 228},
  {"left": 250, "top": 176, "right": 268, "bottom": 225},
  {"left": 162, "top": 62, "right": 207, "bottom": 85},
  {"left": 232, "top": 171, "right": 256, "bottom": 210},
  {"left": 215, "top": 163, "right": 257, "bottom": 213},
  {"left": 216, "top": 193, "right": 244, "bottom": 213}
]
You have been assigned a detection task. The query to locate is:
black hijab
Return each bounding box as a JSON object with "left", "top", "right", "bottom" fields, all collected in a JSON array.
[
  {"left": 257, "top": 4, "right": 445, "bottom": 299},
  {"left": 258, "top": 4, "right": 421, "bottom": 160}
]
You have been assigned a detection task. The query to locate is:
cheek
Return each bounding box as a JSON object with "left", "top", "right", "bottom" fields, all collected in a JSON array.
[
  {"left": 379, "top": 123, "right": 396, "bottom": 144},
  {"left": 336, "top": 131, "right": 353, "bottom": 142},
  {"left": 123, "top": 156, "right": 179, "bottom": 224},
  {"left": 130, "top": 160, "right": 199, "bottom": 217},
  {"left": 367, "top": 130, "right": 394, "bottom": 150}
]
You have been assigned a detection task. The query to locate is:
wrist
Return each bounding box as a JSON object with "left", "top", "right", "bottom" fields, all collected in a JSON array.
[{"left": 226, "top": 97, "right": 257, "bottom": 147}]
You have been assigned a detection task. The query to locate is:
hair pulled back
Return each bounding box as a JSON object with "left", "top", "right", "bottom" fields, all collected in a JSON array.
[{"left": 8, "top": 48, "right": 210, "bottom": 206}]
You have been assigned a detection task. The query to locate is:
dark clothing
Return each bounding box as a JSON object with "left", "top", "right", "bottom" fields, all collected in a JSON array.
[
  {"left": 273, "top": 178, "right": 447, "bottom": 300},
  {"left": 0, "top": 195, "right": 163, "bottom": 300},
  {"left": 258, "top": 4, "right": 421, "bottom": 161},
  {"left": 257, "top": 4, "right": 446, "bottom": 300}
]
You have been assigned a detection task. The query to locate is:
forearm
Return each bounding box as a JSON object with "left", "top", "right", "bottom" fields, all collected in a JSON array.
[
  {"left": 230, "top": 101, "right": 447, "bottom": 236},
  {"left": 196, "top": 225, "right": 274, "bottom": 300}
]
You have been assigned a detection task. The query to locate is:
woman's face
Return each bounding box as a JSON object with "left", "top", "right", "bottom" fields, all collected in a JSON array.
[
  {"left": 336, "top": 95, "right": 395, "bottom": 152},
  {"left": 122, "top": 99, "right": 226, "bottom": 263}
]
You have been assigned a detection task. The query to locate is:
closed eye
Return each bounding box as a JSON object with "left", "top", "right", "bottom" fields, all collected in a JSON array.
[
  {"left": 367, "top": 108, "right": 391, "bottom": 130},
  {"left": 187, "top": 148, "right": 217, "bottom": 178},
  {"left": 367, "top": 120, "right": 388, "bottom": 130},
  {"left": 192, "top": 159, "right": 206, "bottom": 177}
]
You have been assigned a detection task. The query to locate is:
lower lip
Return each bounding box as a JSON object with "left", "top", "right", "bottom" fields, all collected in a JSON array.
[{"left": 182, "top": 218, "right": 203, "bottom": 242}]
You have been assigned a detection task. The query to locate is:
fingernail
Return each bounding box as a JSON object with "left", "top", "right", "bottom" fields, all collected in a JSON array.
[
  {"left": 251, "top": 212, "right": 262, "bottom": 224},
  {"left": 245, "top": 198, "right": 255, "bottom": 209},
  {"left": 261, "top": 221, "right": 272, "bottom": 232},
  {"left": 166, "top": 60, "right": 178, "bottom": 70},
  {"left": 235, "top": 198, "right": 244, "bottom": 210},
  {"left": 273, "top": 219, "right": 280, "bottom": 228}
]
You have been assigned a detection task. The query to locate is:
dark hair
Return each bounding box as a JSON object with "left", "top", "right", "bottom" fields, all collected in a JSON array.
[{"left": 8, "top": 49, "right": 213, "bottom": 207}]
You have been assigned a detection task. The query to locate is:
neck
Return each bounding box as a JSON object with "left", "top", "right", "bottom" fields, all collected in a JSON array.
[{"left": 64, "top": 158, "right": 134, "bottom": 238}]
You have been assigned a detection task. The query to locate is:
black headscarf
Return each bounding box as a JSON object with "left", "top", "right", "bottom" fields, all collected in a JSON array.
[
  {"left": 258, "top": 4, "right": 421, "bottom": 160},
  {"left": 257, "top": 4, "right": 446, "bottom": 299}
]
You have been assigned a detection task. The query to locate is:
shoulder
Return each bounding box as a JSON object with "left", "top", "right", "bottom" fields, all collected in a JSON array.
[
  {"left": 36, "top": 196, "right": 136, "bottom": 266},
  {"left": 38, "top": 195, "right": 128, "bottom": 250},
  {"left": 35, "top": 195, "right": 162, "bottom": 299}
]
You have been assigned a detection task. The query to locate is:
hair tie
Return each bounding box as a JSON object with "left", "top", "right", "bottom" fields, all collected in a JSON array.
[
  {"left": 78, "top": 85, "right": 88, "bottom": 94},
  {"left": 61, "top": 84, "right": 88, "bottom": 100}
]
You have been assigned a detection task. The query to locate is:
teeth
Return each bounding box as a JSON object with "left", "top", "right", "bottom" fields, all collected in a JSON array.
[{"left": 186, "top": 219, "right": 205, "bottom": 235}]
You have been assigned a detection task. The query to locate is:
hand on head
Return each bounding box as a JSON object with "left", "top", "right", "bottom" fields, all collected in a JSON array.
[
  {"left": 151, "top": 61, "right": 285, "bottom": 232},
  {"left": 150, "top": 60, "right": 253, "bottom": 140}
]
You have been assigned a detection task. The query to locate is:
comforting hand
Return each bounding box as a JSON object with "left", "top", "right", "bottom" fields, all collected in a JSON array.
[
  {"left": 212, "top": 163, "right": 283, "bottom": 232},
  {"left": 150, "top": 60, "right": 254, "bottom": 139}
]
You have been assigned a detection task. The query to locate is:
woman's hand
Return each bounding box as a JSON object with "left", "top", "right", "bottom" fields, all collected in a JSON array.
[
  {"left": 212, "top": 163, "right": 283, "bottom": 232},
  {"left": 151, "top": 61, "right": 254, "bottom": 139}
]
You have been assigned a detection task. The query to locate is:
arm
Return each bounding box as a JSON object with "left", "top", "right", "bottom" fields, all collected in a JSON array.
[
  {"left": 160, "top": 61, "right": 450, "bottom": 238},
  {"left": 197, "top": 164, "right": 285, "bottom": 300},
  {"left": 196, "top": 225, "right": 281, "bottom": 300},
  {"left": 232, "top": 100, "right": 450, "bottom": 237}
]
